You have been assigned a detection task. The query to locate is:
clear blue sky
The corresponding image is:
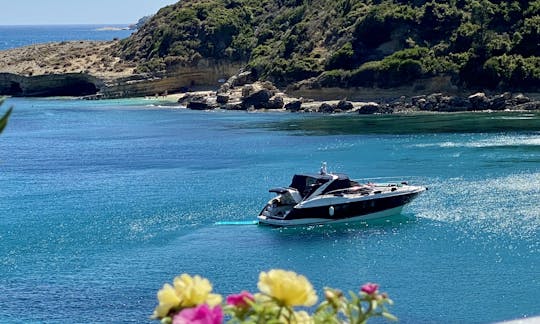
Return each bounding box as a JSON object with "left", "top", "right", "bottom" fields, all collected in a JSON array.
[{"left": 0, "top": 0, "right": 179, "bottom": 25}]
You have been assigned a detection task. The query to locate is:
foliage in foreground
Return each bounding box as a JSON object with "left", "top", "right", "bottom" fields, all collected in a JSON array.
[
  {"left": 152, "top": 269, "right": 396, "bottom": 324},
  {"left": 0, "top": 98, "right": 12, "bottom": 134}
]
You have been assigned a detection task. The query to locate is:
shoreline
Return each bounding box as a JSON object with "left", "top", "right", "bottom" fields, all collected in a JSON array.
[{"left": 163, "top": 78, "right": 540, "bottom": 114}]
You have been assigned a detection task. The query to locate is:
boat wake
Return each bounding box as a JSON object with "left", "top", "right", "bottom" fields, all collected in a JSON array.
[{"left": 411, "top": 134, "right": 540, "bottom": 149}]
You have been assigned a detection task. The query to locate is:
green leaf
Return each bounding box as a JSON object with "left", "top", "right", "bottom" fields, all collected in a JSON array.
[
  {"left": 0, "top": 106, "right": 13, "bottom": 134},
  {"left": 382, "top": 311, "right": 398, "bottom": 321}
]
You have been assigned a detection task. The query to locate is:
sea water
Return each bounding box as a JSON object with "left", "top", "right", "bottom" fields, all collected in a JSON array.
[
  {"left": 1, "top": 25, "right": 539, "bottom": 324},
  {"left": 0, "top": 97, "right": 539, "bottom": 323},
  {"left": 0, "top": 25, "right": 132, "bottom": 50}
]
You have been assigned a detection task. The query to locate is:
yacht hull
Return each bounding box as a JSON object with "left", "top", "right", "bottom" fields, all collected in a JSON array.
[
  {"left": 258, "top": 206, "right": 405, "bottom": 227},
  {"left": 258, "top": 190, "right": 422, "bottom": 227}
]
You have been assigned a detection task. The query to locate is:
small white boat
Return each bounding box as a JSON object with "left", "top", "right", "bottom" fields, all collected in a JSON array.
[{"left": 258, "top": 163, "right": 426, "bottom": 227}]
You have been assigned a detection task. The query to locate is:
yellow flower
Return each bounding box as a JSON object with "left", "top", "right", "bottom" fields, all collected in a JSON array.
[
  {"left": 173, "top": 274, "right": 222, "bottom": 307},
  {"left": 153, "top": 283, "right": 181, "bottom": 318},
  {"left": 258, "top": 269, "right": 318, "bottom": 307},
  {"left": 152, "top": 274, "right": 222, "bottom": 319}
]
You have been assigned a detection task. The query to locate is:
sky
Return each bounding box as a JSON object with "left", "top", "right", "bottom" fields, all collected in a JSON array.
[{"left": 0, "top": 0, "right": 179, "bottom": 25}]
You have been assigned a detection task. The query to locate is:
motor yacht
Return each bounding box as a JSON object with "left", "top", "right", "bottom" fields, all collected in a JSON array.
[{"left": 258, "top": 163, "right": 426, "bottom": 227}]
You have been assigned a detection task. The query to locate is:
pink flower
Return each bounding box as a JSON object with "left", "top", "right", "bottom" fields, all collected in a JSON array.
[
  {"left": 361, "top": 283, "right": 379, "bottom": 295},
  {"left": 226, "top": 291, "right": 254, "bottom": 308},
  {"left": 172, "top": 304, "right": 223, "bottom": 324}
]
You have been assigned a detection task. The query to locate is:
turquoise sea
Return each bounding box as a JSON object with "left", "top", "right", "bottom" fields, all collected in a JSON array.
[{"left": 0, "top": 26, "right": 539, "bottom": 323}]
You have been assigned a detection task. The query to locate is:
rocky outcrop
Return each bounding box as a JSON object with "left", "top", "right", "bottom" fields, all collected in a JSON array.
[
  {"left": 284, "top": 100, "right": 302, "bottom": 112},
  {"left": 241, "top": 87, "right": 273, "bottom": 109},
  {"left": 358, "top": 103, "right": 383, "bottom": 114},
  {"left": 0, "top": 40, "right": 247, "bottom": 98},
  {"left": 468, "top": 92, "right": 491, "bottom": 110},
  {"left": 181, "top": 80, "right": 540, "bottom": 115}
]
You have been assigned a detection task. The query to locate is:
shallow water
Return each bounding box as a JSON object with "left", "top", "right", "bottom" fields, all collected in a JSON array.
[{"left": 0, "top": 97, "right": 538, "bottom": 323}]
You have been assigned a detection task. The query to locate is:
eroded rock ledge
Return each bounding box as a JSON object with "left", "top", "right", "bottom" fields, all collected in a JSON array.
[{"left": 0, "top": 41, "right": 245, "bottom": 98}]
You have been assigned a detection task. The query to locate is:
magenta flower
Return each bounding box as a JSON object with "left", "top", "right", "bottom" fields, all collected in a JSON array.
[
  {"left": 361, "top": 283, "right": 379, "bottom": 295},
  {"left": 226, "top": 291, "right": 254, "bottom": 308},
  {"left": 172, "top": 304, "right": 223, "bottom": 324}
]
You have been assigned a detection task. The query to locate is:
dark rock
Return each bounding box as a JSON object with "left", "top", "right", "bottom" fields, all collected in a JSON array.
[
  {"left": 421, "top": 101, "right": 435, "bottom": 111},
  {"left": 242, "top": 88, "right": 272, "bottom": 109},
  {"left": 187, "top": 100, "right": 215, "bottom": 110},
  {"left": 178, "top": 93, "right": 208, "bottom": 106},
  {"left": 490, "top": 93, "right": 509, "bottom": 110},
  {"left": 284, "top": 100, "right": 302, "bottom": 112},
  {"left": 266, "top": 95, "right": 284, "bottom": 109},
  {"left": 448, "top": 96, "right": 468, "bottom": 108},
  {"left": 358, "top": 103, "right": 380, "bottom": 114},
  {"left": 319, "top": 103, "right": 335, "bottom": 113},
  {"left": 468, "top": 92, "right": 490, "bottom": 110},
  {"left": 216, "top": 94, "right": 229, "bottom": 104},
  {"left": 177, "top": 94, "right": 191, "bottom": 105},
  {"left": 336, "top": 100, "right": 354, "bottom": 111}
]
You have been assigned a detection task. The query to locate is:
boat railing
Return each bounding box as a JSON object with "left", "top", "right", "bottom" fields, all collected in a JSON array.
[{"left": 352, "top": 176, "right": 418, "bottom": 186}]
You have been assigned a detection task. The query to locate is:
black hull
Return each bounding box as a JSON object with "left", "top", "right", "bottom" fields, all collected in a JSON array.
[{"left": 286, "top": 192, "right": 420, "bottom": 221}]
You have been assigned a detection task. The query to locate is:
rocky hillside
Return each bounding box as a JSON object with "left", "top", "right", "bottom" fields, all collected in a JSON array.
[
  {"left": 0, "top": 41, "right": 134, "bottom": 79},
  {"left": 117, "top": 0, "right": 540, "bottom": 91}
]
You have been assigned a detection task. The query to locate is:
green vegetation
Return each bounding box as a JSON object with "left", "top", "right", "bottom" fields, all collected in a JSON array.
[
  {"left": 0, "top": 98, "right": 12, "bottom": 134},
  {"left": 117, "top": 0, "right": 540, "bottom": 90}
]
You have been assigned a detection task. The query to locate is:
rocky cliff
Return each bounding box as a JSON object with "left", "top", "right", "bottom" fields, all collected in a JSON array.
[{"left": 0, "top": 40, "right": 244, "bottom": 98}]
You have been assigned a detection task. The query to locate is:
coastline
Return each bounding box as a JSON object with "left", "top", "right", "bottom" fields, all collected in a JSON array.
[
  {"left": 0, "top": 40, "right": 538, "bottom": 110},
  {"left": 160, "top": 75, "right": 540, "bottom": 114}
]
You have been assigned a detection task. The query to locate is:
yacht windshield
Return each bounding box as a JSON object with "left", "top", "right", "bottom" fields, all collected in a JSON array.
[{"left": 289, "top": 174, "right": 330, "bottom": 197}]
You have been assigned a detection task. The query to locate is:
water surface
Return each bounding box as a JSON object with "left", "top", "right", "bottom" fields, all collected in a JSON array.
[{"left": 0, "top": 98, "right": 538, "bottom": 323}]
